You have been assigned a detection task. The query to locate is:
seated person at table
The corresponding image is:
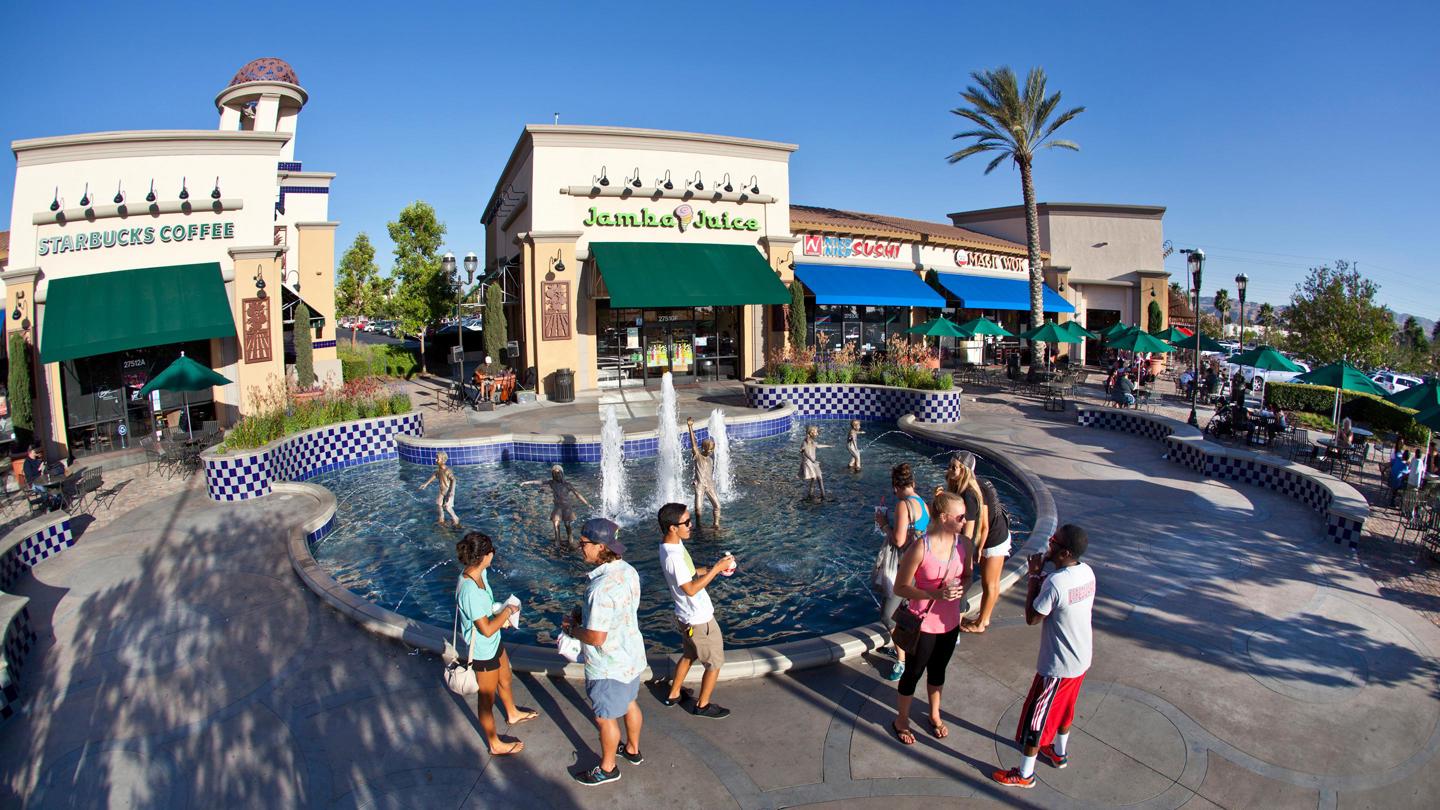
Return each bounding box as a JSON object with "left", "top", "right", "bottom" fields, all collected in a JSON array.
[
  {"left": 1178, "top": 368, "right": 1196, "bottom": 397},
  {"left": 1264, "top": 407, "right": 1288, "bottom": 442},
  {"left": 1112, "top": 373, "right": 1137, "bottom": 407},
  {"left": 1005, "top": 352, "right": 1022, "bottom": 380},
  {"left": 22, "top": 445, "right": 63, "bottom": 510},
  {"left": 1336, "top": 418, "right": 1354, "bottom": 452},
  {"left": 1389, "top": 443, "right": 1410, "bottom": 504}
]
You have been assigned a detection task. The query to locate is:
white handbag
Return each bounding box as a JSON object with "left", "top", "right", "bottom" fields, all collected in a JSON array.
[{"left": 442, "top": 582, "right": 480, "bottom": 696}]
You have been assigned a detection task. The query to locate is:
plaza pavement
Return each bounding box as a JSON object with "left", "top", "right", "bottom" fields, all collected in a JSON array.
[{"left": 2, "top": 384, "right": 1439, "bottom": 808}]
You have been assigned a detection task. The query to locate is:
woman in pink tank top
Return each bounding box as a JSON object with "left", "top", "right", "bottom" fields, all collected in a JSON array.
[{"left": 889, "top": 491, "right": 972, "bottom": 745}]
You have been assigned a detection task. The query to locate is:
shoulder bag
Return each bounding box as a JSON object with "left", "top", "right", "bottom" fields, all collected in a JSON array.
[
  {"left": 888, "top": 533, "right": 959, "bottom": 656},
  {"left": 442, "top": 580, "right": 481, "bottom": 696}
]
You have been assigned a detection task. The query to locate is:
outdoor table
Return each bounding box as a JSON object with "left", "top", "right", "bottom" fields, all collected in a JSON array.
[
  {"left": 34, "top": 473, "right": 69, "bottom": 511},
  {"left": 1351, "top": 427, "right": 1374, "bottom": 439}
]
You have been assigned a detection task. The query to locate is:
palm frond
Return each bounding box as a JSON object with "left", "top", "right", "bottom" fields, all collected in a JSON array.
[
  {"left": 947, "top": 143, "right": 1004, "bottom": 164},
  {"left": 983, "top": 152, "right": 1013, "bottom": 174},
  {"left": 1043, "top": 140, "right": 1080, "bottom": 152},
  {"left": 1039, "top": 106, "right": 1086, "bottom": 144}
]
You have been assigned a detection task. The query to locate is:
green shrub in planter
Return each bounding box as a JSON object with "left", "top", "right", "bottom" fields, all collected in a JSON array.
[{"left": 1267, "top": 382, "right": 1428, "bottom": 445}]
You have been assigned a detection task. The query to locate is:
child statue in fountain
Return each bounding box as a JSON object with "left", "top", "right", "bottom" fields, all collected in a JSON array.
[
  {"left": 520, "top": 465, "right": 591, "bottom": 544},
  {"left": 420, "top": 451, "right": 461, "bottom": 527},
  {"left": 686, "top": 417, "right": 722, "bottom": 529},
  {"left": 847, "top": 420, "right": 864, "bottom": 473},
  {"left": 800, "top": 425, "right": 830, "bottom": 501}
]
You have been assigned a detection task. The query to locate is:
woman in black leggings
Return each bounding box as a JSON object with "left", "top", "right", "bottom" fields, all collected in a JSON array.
[{"left": 889, "top": 491, "right": 971, "bottom": 744}]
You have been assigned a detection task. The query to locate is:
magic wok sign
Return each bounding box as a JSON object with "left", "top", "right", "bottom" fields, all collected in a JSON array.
[
  {"left": 581, "top": 205, "right": 759, "bottom": 232},
  {"left": 954, "top": 248, "right": 1030, "bottom": 273}
]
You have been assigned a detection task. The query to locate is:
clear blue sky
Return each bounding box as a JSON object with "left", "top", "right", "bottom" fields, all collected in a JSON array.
[{"left": 6, "top": 1, "right": 1437, "bottom": 318}]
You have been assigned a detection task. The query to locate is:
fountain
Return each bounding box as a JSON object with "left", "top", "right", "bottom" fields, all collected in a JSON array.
[
  {"left": 600, "top": 405, "right": 632, "bottom": 519},
  {"left": 709, "top": 407, "right": 735, "bottom": 500},
  {"left": 654, "top": 372, "right": 686, "bottom": 506}
]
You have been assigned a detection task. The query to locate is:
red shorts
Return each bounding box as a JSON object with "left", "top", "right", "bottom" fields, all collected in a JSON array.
[{"left": 1015, "top": 671, "right": 1087, "bottom": 749}]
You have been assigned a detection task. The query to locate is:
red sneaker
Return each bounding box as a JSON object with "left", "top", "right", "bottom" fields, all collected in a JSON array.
[
  {"left": 1039, "top": 744, "right": 1069, "bottom": 768},
  {"left": 991, "top": 767, "right": 1036, "bottom": 788}
]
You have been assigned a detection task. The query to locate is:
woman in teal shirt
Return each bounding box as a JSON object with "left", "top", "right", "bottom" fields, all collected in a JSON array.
[{"left": 457, "top": 532, "right": 538, "bottom": 755}]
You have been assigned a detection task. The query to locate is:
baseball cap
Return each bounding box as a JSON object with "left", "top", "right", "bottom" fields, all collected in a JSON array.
[{"left": 580, "top": 517, "right": 625, "bottom": 556}]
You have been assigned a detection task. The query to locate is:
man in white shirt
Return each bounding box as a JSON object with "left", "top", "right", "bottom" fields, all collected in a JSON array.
[
  {"left": 993, "top": 524, "right": 1096, "bottom": 789},
  {"left": 657, "top": 502, "right": 737, "bottom": 719}
]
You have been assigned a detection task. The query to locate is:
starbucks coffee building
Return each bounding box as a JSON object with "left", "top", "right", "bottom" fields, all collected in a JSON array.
[
  {"left": 3, "top": 58, "right": 339, "bottom": 456},
  {"left": 483, "top": 125, "right": 1165, "bottom": 398}
]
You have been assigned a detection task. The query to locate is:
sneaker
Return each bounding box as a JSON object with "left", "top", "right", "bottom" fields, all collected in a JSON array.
[
  {"left": 991, "top": 767, "right": 1036, "bottom": 789},
  {"left": 659, "top": 686, "right": 693, "bottom": 707},
  {"left": 885, "top": 661, "right": 905, "bottom": 682},
  {"left": 1039, "top": 745, "right": 1069, "bottom": 768},
  {"left": 692, "top": 702, "right": 731, "bottom": 719},
  {"left": 877, "top": 645, "right": 897, "bottom": 659},
  {"left": 617, "top": 743, "right": 644, "bottom": 765},
  {"left": 572, "top": 765, "right": 621, "bottom": 787}
]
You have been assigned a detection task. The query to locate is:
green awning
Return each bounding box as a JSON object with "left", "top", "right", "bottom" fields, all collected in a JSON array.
[
  {"left": 41, "top": 262, "right": 235, "bottom": 363},
  {"left": 590, "top": 242, "right": 791, "bottom": 308}
]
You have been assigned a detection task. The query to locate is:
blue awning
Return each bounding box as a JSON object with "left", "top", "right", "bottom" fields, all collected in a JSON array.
[
  {"left": 933, "top": 273, "right": 1075, "bottom": 314},
  {"left": 793, "top": 264, "right": 946, "bottom": 308}
]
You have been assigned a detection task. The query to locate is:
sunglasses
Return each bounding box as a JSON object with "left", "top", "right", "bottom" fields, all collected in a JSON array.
[{"left": 675, "top": 518, "right": 693, "bottom": 528}]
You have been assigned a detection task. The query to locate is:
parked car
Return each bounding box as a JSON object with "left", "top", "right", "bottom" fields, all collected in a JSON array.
[
  {"left": 1373, "top": 371, "right": 1422, "bottom": 395},
  {"left": 1224, "top": 358, "right": 1310, "bottom": 386}
]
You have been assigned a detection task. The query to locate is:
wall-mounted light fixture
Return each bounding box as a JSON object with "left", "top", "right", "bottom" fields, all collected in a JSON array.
[
  {"left": 49, "top": 188, "right": 59, "bottom": 212},
  {"left": 254, "top": 267, "right": 267, "bottom": 299},
  {"left": 626, "top": 167, "right": 642, "bottom": 188},
  {"left": 11, "top": 290, "right": 25, "bottom": 322},
  {"left": 550, "top": 249, "right": 566, "bottom": 273},
  {"left": 782, "top": 250, "right": 795, "bottom": 270},
  {"left": 747, "top": 175, "right": 760, "bottom": 195},
  {"left": 113, "top": 182, "right": 124, "bottom": 205},
  {"left": 211, "top": 177, "right": 222, "bottom": 200},
  {"left": 179, "top": 177, "right": 189, "bottom": 201},
  {"left": 79, "top": 183, "right": 91, "bottom": 208},
  {"left": 145, "top": 180, "right": 156, "bottom": 203},
  {"left": 687, "top": 171, "right": 704, "bottom": 191},
  {"left": 656, "top": 170, "right": 674, "bottom": 190},
  {"left": 593, "top": 165, "right": 610, "bottom": 187},
  {"left": 718, "top": 173, "right": 733, "bottom": 193}
]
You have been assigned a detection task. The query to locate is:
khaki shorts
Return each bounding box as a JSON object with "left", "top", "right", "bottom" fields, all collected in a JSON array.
[{"left": 677, "top": 617, "right": 725, "bottom": 668}]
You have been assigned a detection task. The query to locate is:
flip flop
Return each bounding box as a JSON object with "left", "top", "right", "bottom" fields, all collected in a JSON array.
[
  {"left": 509, "top": 709, "right": 539, "bottom": 725},
  {"left": 930, "top": 719, "right": 949, "bottom": 739},
  {"left": 489, "top": 740, "right": 524, "bottom": 756},
  {"left": 891, "top": 721, "right": 916, "bottom": 746},
  {"left": 960, "top": 623, "right": 987, "bottom": 634}
]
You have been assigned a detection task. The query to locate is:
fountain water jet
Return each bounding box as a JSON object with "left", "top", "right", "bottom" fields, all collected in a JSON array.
[
  {"left": 600, "top": 405, "right": 633, "bottom": 519},
  {"left": 655, "top": 372, "right": 686, "bottom": 506},
  {"left": 709, "top": 407, "right": 735, "bottom": 500}
]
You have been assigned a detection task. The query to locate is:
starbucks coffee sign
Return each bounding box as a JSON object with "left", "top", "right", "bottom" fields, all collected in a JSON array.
[
  {"left": 38, "top": 221, "right": 237, "bottom": 256},
  {"left": 582, "top": 205, "right": 758, "bottom": 232}
]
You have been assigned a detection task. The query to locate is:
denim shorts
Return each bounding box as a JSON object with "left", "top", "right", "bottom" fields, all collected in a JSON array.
[{"left": 585, "top": 675, "right": 641, "bottom": 719}]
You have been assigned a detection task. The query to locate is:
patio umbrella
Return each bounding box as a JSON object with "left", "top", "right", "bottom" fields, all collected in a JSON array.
[
  {"left": 138, "top": 353, "right": 232, "bottom": 439},
  {"left": 1385, "top": 379, "right": 1440, "bottom": 412},
  {"left": 1171, "top": 332, "right": 1227, "bottom": 354},
  {"left": 1105, "top": 331, "right": 1177, "bottom": 354},
  {"left": 1060, "top": 320, "right": 1099, "bottom": 340},
  {"left": 954, "top": 316, "right": 1013, "bottom": 338},
  {"left": 1098, "top": 322, "right": 1139, "bottom": 340},
  {"left": 1149, "top": 326, "right": 1191, "bottom": 343},
  {"left": 1017, "top": 320, "right": 1080, "bottom": 344},
  {"left": 1228, "top": 345, "right": 1301, "bottom": 373},
  {"left": 905, "top": 317, "right": 968, "bottom": 337},
  {"left": 1292, "top": 360, "right": 1387, "bottom": 428}
]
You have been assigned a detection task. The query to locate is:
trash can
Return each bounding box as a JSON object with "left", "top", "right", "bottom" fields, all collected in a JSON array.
[{"left": 553, "top": 368, "right": 575, "bottom": 403}]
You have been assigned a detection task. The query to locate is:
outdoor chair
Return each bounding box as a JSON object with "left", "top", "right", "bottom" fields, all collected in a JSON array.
[
  {"left": 91, "top": 477, "right": 127, "bottom": 512},
  {"left": 65, "top": 470, "right": 103, "bottom": 515}
]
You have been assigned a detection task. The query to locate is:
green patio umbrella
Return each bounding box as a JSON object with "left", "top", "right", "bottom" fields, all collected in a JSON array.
[
  {"left": 1384, "top": 379, "right": 1440, "bottom": 412},
  {"left": 1171, "top": 332, "right": 1227, "bottom": 354},
  {"left": 1060, "top": 320, "right": 1099, "bottom": 340},
  {"left": 138, "top": 353, "right": 232, "bottom": 439},
  {"left": 1098, "top": 322, "right": 1138, "bottom": 340},
  {"left": 954, "top": 316, "right": 1013, "bottom": 338},
  {"left": 1017, "top": 320, "right": 1081, "bottom": 344},
  {"left": 1106, "top": 330, "right": 1177, "bottom": 354},
  {"left": 1228, "top": 345, "right": 1302, "bottom": 373},
  {"left": 905, "top": 317, "right": 968, "bottom": 337},
  {"left": 1293, "top": 360, "right": 1387, "bottom": 428},
  {"left": 1149, "top": 326, "right": 1191, "bottom": 343}
]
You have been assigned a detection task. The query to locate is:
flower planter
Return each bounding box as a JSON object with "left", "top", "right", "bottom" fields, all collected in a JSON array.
[{"left": 293, "top": 390, "right": 324, "bottom": 404}]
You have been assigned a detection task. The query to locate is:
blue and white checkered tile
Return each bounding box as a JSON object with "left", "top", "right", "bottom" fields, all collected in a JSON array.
[
  {"left": 205, "top": 454, "right": 272, "bottom": 501},
  {"left": 1, "top": 521, "right": 75, "bottom": 592},
  {"left": 1326, "top": 514, "right": 1364, "bottom": 549},
  {"left": 2, "top": 603, "right": 37, "bottom": 722},
  {"left": 306, "top": 514, "right": 336, "bottom": 544},
  {"left": 0, "top": 662, "right": 17, "bottom": 722},
  {"left": 1163, "top": 439, "right": 1209, "bottom": 473},
  {"left": 745, "top": 385, "right": 961, "bottom": 424}
]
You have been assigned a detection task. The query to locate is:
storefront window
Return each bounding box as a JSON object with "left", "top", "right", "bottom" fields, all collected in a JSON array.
[
  {"left": 60, "top": 340, "right": 215, "bottom": 455},
  {"left": 595, "top": 304, "right": 741, "bottom": 387}
]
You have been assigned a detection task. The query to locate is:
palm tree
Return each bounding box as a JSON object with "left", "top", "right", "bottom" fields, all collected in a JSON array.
[
  {"left": 1212, "top": 289, "right": 1231, "bottom": 337},
  {"left": 948, "top": 67, "right": 1084, "bottom": 371},
  {"left": 1257, "top": 302, "right": 1275, "bottom": 345}
]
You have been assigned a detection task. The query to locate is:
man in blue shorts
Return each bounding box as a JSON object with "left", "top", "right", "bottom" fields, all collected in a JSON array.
[{"left": 563, "top": 517, "right": 648, "bottom": 786}]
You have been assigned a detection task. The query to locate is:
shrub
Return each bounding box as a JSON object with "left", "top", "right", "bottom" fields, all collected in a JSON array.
[
  {"left": 337, "top": 343, "right": 420, "bottom": 380},
  {"left": 219, "top": 378, "right": 414, "bottom": 452},
  {"left": 1268, "top": 381, "right": 1428, "bottom": 445},
  {"left": 7, "top": 332, "right": 33, "bottom": 446}
]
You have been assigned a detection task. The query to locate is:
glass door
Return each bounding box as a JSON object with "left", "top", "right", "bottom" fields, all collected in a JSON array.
[{"left": 643, "top": 308, "right": 695, "bottom": 383}]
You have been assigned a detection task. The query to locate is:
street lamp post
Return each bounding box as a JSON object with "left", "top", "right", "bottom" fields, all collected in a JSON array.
[
  {"left": 1234, "top": 272, "right": 1249, "bottom": 350},
  {"left": 441, "top": 251, "right": 479, "bottom": 396},
  {"left": 1183, "top": 249, "right": 1205, "bottom": 427}
]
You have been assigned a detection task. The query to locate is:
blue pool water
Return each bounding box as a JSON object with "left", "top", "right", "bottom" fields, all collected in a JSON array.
[{"left": 309, "top": 422, "right": 1034, "bottom": 651}]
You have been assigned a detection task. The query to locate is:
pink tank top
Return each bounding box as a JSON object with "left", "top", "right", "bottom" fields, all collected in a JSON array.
[{"left": 912, "top": 533, "right": 965, "bottom": 633}]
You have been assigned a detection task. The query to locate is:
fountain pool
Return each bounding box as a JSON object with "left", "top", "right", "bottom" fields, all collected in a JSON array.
[{"left": 309, "top": 422, "right": 1035, "bottom": 652}]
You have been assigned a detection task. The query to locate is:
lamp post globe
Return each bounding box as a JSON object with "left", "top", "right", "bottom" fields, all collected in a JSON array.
[{"left": 1234, "top": 272, "right": 1248, "bottom": 350}]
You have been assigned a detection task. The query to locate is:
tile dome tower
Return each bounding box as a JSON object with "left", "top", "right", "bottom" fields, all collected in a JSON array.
[{"left": 214, "top": 57, "right": 308, "bottom": 161}]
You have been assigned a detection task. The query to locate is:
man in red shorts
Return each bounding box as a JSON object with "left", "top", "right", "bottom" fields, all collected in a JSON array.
[{"left": 993, "top": 524, "right": 1095, "bottom": 788}]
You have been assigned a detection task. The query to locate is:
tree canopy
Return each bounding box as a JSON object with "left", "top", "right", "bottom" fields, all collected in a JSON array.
[
  {"left": 335, "top": 232, "right": 379, "bottom": 319},
  {"left": 387, "top": 201, "right": 450, "bottom": 371},
  {"left": 1280, "top": 260, "right": 1394, "bottom": 367}
]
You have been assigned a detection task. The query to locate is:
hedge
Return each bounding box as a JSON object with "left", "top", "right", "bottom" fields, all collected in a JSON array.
[
  {"left": 1266, "top": 382, "right": 1427, "bottom": 444},
  {"left": 338, "top": 343, "right": 420, "bottom": 380}
]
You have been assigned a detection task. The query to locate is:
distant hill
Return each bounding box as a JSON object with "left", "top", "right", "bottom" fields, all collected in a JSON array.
[{"left": 1394, "top": 312, "right": 1436, "bottom": 335}]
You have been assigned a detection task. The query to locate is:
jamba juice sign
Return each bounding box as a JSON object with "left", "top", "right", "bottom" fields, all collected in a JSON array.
[{"left": 582, "top": 205, "right": 758, "bottom": 232}]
